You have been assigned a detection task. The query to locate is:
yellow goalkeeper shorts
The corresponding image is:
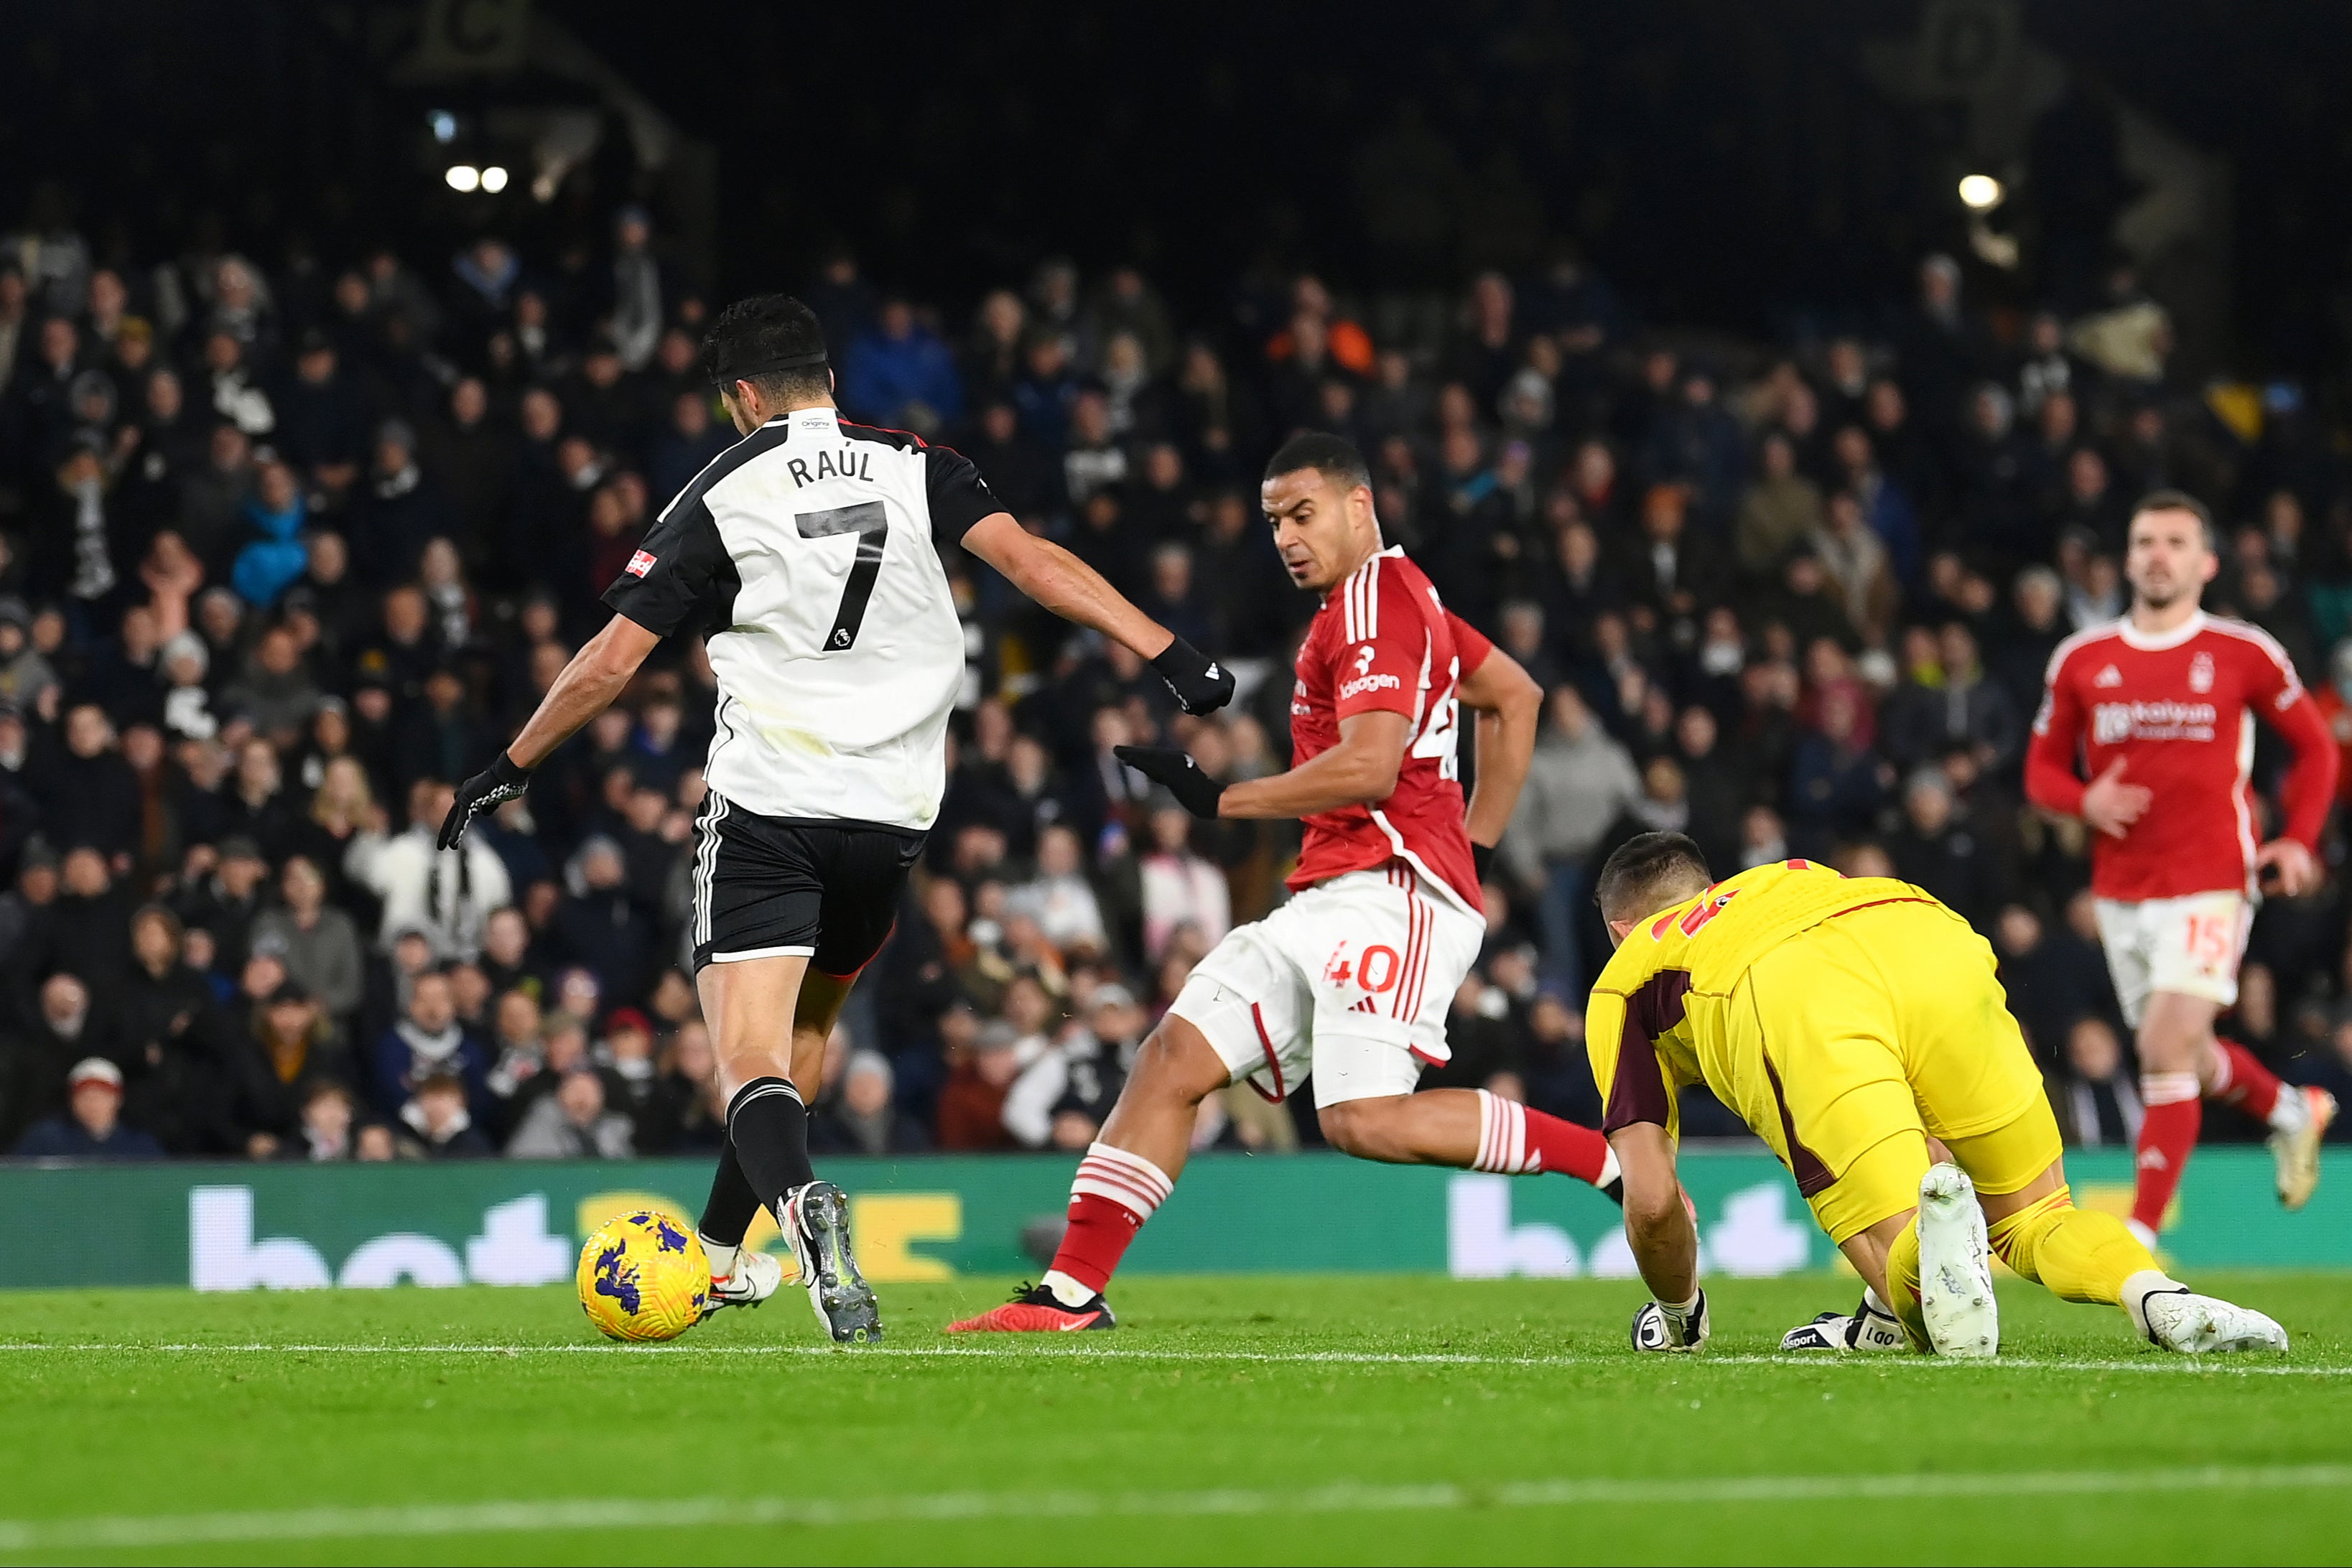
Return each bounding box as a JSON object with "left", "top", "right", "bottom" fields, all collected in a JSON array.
[{"left": 1718, "top": 897, "right": 2060, "bottom": 1243}]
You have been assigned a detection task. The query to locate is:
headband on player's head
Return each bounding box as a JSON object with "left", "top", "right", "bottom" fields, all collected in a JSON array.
[{"left": 709, "top": 347, "right": 828, "bottom": 388}]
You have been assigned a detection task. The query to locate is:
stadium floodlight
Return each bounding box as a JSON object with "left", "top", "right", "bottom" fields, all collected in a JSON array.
[
  {"left": 1958, "top": 173, "right": 2004, "bottom": 212},
  {"left": 480, "top": 165, "right": 511, "bottom": 193},
  {"left": 428, "top": 111, "right": 458, "bottom": 144},
  {"left": 445, "top": 164, "right": 482, "bottom": 192}
]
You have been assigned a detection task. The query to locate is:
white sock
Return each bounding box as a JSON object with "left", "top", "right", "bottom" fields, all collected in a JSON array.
[
  {"left": 701, "top": 1235, "right": 739, "bottom": 1280},
  {"left": 2268, "top": 1087, "right": 2311, "bottom": 1135},
  {"left": 2121, "top": 1267, "right": 2189, "bottom": 1331},
  {"left": 1041, "top": 1269, "right": 1094, "bottom": 1307},
  {"left": 1861, "top": 1284, "right": 1892, "bottom": 1317}
]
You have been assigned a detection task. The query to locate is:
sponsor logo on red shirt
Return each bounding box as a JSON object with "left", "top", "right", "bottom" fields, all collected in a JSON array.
[
  {"left": 1339, "top": 671, "right": 1402, "bottom": 699},
  {"left": 2092, "top": 699, "right": 2218, "bottom": 744}
]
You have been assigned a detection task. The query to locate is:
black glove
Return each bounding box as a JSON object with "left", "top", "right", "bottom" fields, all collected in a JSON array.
[
  {"left": 1472, "top": 843, "right": 1497, "bottom": 885},
  {"left": 438, "top": 752, "right": 531, "bottom": 850},
  {"left": 1113, "top": 745, "right": 1226, "bottom": 819},
  {"left": 1150, "top": 635, "right": 1236, "bottom": 716}
]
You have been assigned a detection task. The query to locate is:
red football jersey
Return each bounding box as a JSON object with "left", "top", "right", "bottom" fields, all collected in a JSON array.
[
  {"left": 1287, "top": 547, "right": 1492, "bottom": 911},
  {"left": 2026, "top": 611, "right": 2337, "bottom": 901}
]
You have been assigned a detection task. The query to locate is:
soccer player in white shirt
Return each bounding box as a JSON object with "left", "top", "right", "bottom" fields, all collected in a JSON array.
[{"left": 440, "top": 294, "right": 1232, "bottom": 1340}]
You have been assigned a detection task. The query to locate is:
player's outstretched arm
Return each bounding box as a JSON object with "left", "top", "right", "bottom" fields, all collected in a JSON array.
[
  {"left": 1455, "top": 640, "right": 1542, "bottom": 873},
  {"left": 960, "top": 511, "right": 1234, "bottom": 714},
  {"left": 438, "top": 613, "right": 662, "bottom": 849},
  {"left": 1613, "top": 1123, "right": 1697, "bottom": 1300},
  {"left": 1613, "top": 1122, "right": 1710, "bottom": 1351},
  {"left": 1115, "top": 711, "right": 1408, "bottom": 821}
]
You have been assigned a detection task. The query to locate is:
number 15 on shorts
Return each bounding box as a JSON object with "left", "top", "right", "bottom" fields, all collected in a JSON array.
[{"left": 2185, "top": 911, "right": 2235, "bottom": 974}]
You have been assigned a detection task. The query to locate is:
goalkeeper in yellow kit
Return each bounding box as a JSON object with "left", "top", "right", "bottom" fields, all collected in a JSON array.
[{"left": 1584, "top": 832, "right": 2288, "bottom": 1358}]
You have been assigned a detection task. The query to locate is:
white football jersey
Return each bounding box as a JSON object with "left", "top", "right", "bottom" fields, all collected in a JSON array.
[{"left": 604, "top": 406, "right": 1000, "bottom": 830}]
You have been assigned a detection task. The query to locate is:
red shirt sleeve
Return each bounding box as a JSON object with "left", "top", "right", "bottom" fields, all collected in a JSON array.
[
  {"left": 1331, "top": 561, "right": 1429, "bottom": 724},
  {"left": 2272, "top": 693, "right": 2338, "bottom": 851},
  {"left": 1447, "top": 611, "right": 1495, "bottom": 679},
  {"left": 2025, "top": 647, "right": 2088, "bottom": 816},
  {"left": 2239, "top": 634, "right": 2341, "bottom": 850}
]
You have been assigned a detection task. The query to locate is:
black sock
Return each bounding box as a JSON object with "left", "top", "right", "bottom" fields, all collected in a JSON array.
[
  {"left": 697, "top": 1139, "right": 763, "bottom": 1249},
  {"left": 725, "top": 1077, "right": 816, "bottom": 1210}
]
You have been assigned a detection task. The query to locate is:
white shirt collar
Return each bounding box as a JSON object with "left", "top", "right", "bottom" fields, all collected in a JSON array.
[{"left": 2115, "top": 609, "right": 2205, "bottom": 652}]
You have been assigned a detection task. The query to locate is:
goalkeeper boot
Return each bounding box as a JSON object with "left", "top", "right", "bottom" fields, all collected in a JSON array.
[
  {"left": 946, "top": 1281, "right": 1117, "bottom": 1334},
  {"left": 1916, "top": 1163, "right": 1999, "bottom": 1359},
  {"left": 1780, "top": 1293, "right": 1907, "bottom": 1353},
  {"left": 781, "top": 1181, "right": 881, "bottom": 1345},
  {"left": 2126, "top": 1274, "right": 2290, "bottom": 1355},
  {"left": 699, "top": 1247, "right": 784, "bottom": 1321},
  {"left": 2271, "top": 1087, "right": 2336, "bottom": 1211}
]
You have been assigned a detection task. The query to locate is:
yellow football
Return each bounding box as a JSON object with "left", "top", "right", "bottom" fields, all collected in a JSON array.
[{"left": 576, "top": 1210, "right": 709, "bottom": 1342}]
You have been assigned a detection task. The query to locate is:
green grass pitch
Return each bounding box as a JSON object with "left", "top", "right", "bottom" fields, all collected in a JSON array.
[{"left": 3, "top": 1273, "right": 2349, "bottom": 1565}]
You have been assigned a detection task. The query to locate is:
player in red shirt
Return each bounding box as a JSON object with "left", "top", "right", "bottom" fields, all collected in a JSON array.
[
  {"left": 2026, "top": 491, "right": 2338, "bottom": 1246},
  {"left": 950, "top": 432, "right": 1620, "bottom": 1333}
]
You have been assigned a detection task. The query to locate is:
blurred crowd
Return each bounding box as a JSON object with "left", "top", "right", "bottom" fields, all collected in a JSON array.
[{"left": 4, "top": 203, "right": 2352, "bottom": 1168}]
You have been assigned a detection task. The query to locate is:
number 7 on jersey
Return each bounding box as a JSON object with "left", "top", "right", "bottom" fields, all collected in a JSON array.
[{"left": 796, "top": 500, "right": 889, "bottom": 651}]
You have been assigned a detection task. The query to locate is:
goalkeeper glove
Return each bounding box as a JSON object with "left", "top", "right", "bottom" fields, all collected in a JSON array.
[
  {"left": 1113, "top": 745, "right": 1226, "bottom": 819},
  {"left": 439, "top": 752, "right": 531, "bottom": 850},
  {"left": 1150, "top": 635, "right": 1237, "bottom": 716},
  {"left": 1631, "top": 1288, "right": 1711, "bottom": 1353}
]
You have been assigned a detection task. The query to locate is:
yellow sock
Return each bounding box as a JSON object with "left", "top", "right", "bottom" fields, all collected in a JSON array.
[
  {"left": 1882, "top": 1215, "right": 1930, "bottom": 1350},
  {"left": 1984, "top": 1186, "right": 2156, "bottom": 1305}
]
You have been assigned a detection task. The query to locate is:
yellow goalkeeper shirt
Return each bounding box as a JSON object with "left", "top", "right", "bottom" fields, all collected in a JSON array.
[{"left": 1583, "top": 859, "right": 1943, "bottom": 1142}]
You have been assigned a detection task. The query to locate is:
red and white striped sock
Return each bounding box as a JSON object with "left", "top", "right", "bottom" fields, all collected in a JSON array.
[
  {"left": 2209, "top": 1037, "right": 2301, "bottom": 1129},
  {"left": 1041, "top": 1142, "right": 1174, "bottom": 1305},
  {"left": 1469, "top": 1088, "right": 1614, "bottom": 1187}
]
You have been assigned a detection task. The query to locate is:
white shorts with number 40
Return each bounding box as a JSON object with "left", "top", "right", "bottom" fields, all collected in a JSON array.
[
  {"left": 2093, "top": 890, "right": 2251, "bottom": 1028},
  {"left": 1169, "top": 863, "right": 1483, "bottom": 1109}
]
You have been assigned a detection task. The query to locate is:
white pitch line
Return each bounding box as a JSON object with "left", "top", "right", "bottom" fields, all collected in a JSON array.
[
  {"left": 1, "top": 1341, "right": 2347, "bottom": 1376},
  {"left": 1, "top": 1464, "right": 2347, "bottom": 1551}
]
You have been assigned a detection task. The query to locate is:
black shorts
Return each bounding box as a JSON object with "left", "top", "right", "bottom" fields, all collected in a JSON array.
[{"left": 689, "top": 793, "right": 924, "bottom": 976}]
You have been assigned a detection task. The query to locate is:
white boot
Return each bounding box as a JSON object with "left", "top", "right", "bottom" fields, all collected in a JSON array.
[
  {"left": 1916, "top": 1163, "right": 1999, "bottom": 1359},
  {"left": 701, "top": 1246, "right": 784, "bottom": 1319},
  {"left": 2124, "top": 1270, "right": 2289, "bottom": 1354}
]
